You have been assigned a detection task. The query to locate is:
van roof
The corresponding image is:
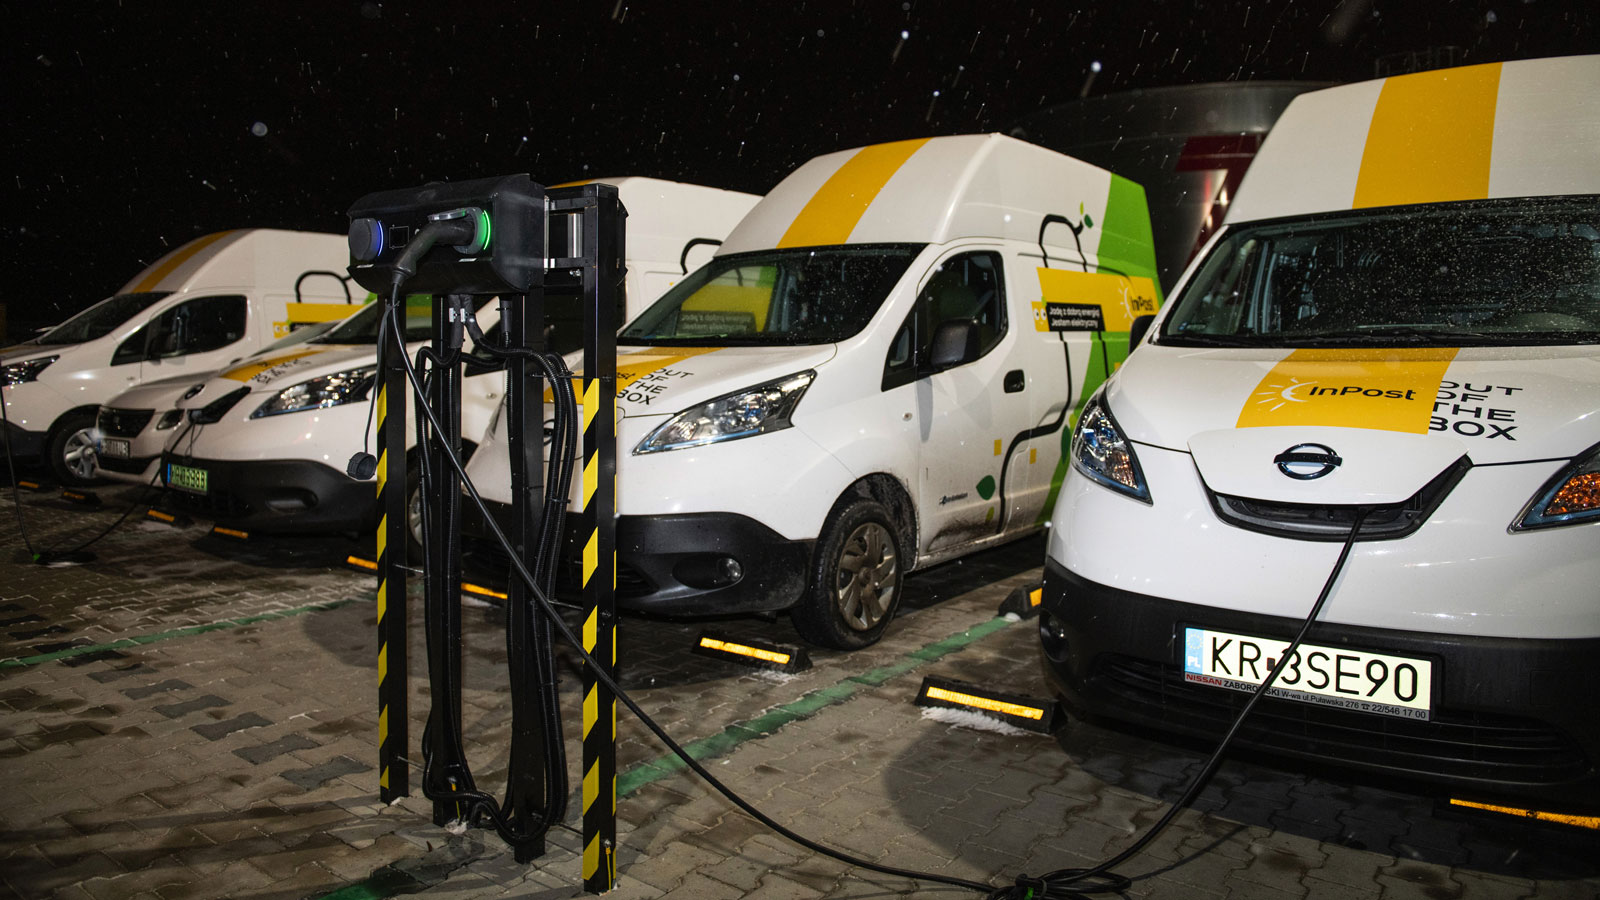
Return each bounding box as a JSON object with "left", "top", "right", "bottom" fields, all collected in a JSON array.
[
  {"left": 716, "top": 133, "right": 1158, "bottom": 278},
  {"left": 1228, "top": 55, "right": 1600, "bottom": 224},
  {"left": 117, "top": 228, "right": 348, "bottom": 295},
  {"left": 555, "top": 177, "right": 761, "bottom": 266}
]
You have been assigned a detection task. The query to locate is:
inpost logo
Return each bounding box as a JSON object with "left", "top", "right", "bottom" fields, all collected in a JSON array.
[
  {"left": 1238, "top": 349, "right": 1457, "bottom": 433},
  {"left": 1252, "top": 379, "right": 1421, "bottom": 411}
]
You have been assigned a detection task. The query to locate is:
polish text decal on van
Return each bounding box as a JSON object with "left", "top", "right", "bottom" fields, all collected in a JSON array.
[
  {"left": 1034, "top": 269, "right": 1160, "bottom": 333},
  {"left": 1236, "top": 348, "right": 1459, "bottom": 433},
  {"left": 221, "top": 349, "right": 325, "bottom": 383}
]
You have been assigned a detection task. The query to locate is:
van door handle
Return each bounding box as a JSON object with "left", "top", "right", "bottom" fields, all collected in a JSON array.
[{"left": 1004, "top": 370, "right": 1025, "bottom": 393}]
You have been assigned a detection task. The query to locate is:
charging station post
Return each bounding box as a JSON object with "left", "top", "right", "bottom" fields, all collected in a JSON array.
[
  {"left": 376, "top": 281, "right": 409, "bottom": 803},
  {"left": 346, "top": 177, "right": 621, "bottom": 885},
  {"left": 566, "top": 187, "right": 624, "bottom": 892}
]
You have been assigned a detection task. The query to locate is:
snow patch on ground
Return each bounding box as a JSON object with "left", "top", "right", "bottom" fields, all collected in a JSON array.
[
  {"left": 920, "top": 704, "right": 1028, "bottom": 736},
  {"left": 1002, "top": 611, "right": 1023, "bottom": 622},
  {"left": 755, "top": 669, "right": 803, "bottom": 684}
]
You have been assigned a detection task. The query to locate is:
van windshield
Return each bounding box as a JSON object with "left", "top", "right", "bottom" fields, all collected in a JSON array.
[
  {"left": 620, "top": 244, "right": 923, "bottom": 346},
  {"left": 1160, "top": 197, "right": 1600, "bottom": 347},
  {"left": 36, "top": 292, "right": 171, "bottom": 345}
]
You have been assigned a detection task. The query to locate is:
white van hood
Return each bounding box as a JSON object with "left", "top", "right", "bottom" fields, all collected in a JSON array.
[
  {"left": 196, "top": 343, "right": 378, "bottom": 398},
  {"left": 610, "top": 344, "right": 838, "bottom": 419},
  {"left": 1112, "top": 344, "right": 1600, "bottom": 503},
  {"left": 105, "top": 372, "right": 216, "bottom": 410}
]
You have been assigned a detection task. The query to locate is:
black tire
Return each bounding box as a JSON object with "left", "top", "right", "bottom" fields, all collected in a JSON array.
[
  {"left": 791, "top": 497, "right": 904, "bottom": 650},
  {"left": 47, "top": 411, "right": 101, "bottom": 486}
]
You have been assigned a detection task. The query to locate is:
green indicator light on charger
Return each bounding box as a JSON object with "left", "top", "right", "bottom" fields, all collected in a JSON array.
[{"left": 477, "top": 209, "right": 492, "bottom": 253}]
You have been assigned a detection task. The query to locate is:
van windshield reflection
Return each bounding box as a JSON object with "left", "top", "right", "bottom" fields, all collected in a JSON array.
[{"left": 621, "top": 244, "right": 923, "bottom": 346}]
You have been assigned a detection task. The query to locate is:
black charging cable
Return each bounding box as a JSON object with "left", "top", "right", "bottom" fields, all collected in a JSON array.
[
  {"left": 0, "top": 385, "right": 44, "bottom": 561},
  {"left": 989, "top": 508, "right": 1371, "bottom": 898},
  {"left": 0, "top": 382, "right": 198, "bottom": 565},
  {"left": 399, "top": 288, "right": 574, "bottom": 853},
  {"left": 385, "top": 266, "right": 1378, "bottom": 896}
]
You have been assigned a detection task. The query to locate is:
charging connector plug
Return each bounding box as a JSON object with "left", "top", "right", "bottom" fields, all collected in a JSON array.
[{"left": 388, "top": 208, "right": 487, "bottom": 286}]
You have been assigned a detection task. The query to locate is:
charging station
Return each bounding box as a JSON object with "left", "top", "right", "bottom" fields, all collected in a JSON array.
[{"left": 346, "top": 176, "right": 623, "bottom": 890}]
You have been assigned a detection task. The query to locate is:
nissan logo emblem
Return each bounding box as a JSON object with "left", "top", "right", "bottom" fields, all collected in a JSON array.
[{"left": 1274, "top": 443, "right": 1343, "bottom": 480}]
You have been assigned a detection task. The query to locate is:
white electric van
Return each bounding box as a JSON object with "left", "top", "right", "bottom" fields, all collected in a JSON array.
[
  {"left": 0, "top": 229, "right": 356, "bottom": 484},
  {"left": 94, "top": 317, "right": 351, "bottom": 486},
  {"left": 160, "top": 179, "right": 758, "bottom": 534},
  {"left": 464, "top": 134, "right": 1163, "bottom": 648},
  {"left": 1038, "top": 56, "right": 1600, "bottom": 811}
]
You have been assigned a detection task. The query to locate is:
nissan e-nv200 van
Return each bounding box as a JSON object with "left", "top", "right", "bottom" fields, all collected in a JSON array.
[
  {"left": 0, "top": 229, "right": 354, "bottom": 484},
  {"left": 1038, "top": 56, "right": 1600, "bottom": 812},
  {"left": 464, "top": 134, "right": 1163, "bottom": 648}
]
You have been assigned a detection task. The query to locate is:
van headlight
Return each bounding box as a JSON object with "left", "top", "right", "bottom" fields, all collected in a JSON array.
[
  {"left": 1071, "top": 392, "right": 1151, "bottom": 503},
  {"left": 1511, "top": 443, "right": 1600, "bottom": 531},
  {"left": 1, "top": 355, "right": 58, "bottom": 386},
  {"left": 250, "top": 367, "right": 376, "bottom": 418},
  {"left": 635, "top": 371, "right": 814, "bottom": 454}
]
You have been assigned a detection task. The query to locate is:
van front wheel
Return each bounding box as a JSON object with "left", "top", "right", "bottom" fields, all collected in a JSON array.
[
  {"left": 48, "top": 411, "right": 101, "bottom": 486},
  {"left": 792, "top": 498, "right": 903, "bottom": 650}
]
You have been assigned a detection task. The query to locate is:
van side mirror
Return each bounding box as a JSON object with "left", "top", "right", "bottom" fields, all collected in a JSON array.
[
  {"left": 1128, "top": 314, "right": 1156, "bottom": 352},
  {"left": 928, "top": 319, "right": 980, "bottom": 371}
]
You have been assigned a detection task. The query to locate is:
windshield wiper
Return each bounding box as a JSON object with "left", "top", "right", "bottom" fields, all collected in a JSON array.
[
  {"left": 1156, "top": 333, "right": 1264, "bottom": 348},
  {"left": 1292, "top": 326, "right": 1490, "bottom": 345}
]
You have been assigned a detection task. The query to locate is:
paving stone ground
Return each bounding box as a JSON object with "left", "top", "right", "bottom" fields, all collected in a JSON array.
[{"left": 2, "top": 479, "right": 1597, "bottom": 899}]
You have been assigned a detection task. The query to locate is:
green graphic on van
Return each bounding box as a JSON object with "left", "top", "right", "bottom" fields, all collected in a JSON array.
[{"left": 976, "top": 475, "right": 996, "bottom": 500}]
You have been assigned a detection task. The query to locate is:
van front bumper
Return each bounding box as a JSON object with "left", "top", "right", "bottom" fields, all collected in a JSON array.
[
  {"left": 162, "top": 453, "right": 375, "bottom": 533},
  {"left": 1, "top": 420, "right": 45, "bottom": 459},
  {"left": 463, "top": 501, "right": 812, "bottom": 616},
  {"left": 1038, "top": 558, "right": 1600, "bottom": 814}
]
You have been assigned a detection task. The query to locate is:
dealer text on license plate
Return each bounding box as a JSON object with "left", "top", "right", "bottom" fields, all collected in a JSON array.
[
  {"left": 166, "top": 463, "right": 208, "bottom": 494},
  {"left": 1183, "top": 626, "right": 1432, "bottom": 720},
  {"left": 99, "top": 439, "right": 131, "bottom": 459}
]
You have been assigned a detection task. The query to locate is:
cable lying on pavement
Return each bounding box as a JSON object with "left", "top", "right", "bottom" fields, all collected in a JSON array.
[{"left": 388, "top": 286, "right": 1376, "bottom": 897}]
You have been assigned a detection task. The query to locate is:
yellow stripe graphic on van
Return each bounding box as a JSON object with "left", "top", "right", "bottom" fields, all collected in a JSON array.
[
  {"left": 777, "top": 138, "right": 931, "bottom": 248},
  {"left": 545, "top": 348, "right": 718, "bottom": 403},
  {"left": 1237, "top": 348, "right": 1459, "bottom": 434},
  {"left": 221, "top": 349, "right": 323, "bottom": 382},
  {"left": 131, "top": 231, "right": 235, "bottom": 293},
  {"left": 1353, "top": 63, "right": 1501, "bottom": 209}
]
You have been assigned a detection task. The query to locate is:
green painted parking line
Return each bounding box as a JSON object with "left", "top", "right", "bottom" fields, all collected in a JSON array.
[
  {"left": 0, "top": 596, "right": 366, "bottom": 668},
  {"left": 618, "top": 615, "right": 1014, "bottom": 796},
  {"left": 311, "top": 613, "right": 1018, "bottom": 900}
]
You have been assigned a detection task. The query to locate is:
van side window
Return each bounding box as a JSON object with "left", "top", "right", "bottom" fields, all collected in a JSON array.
[
  {"left": 147, "top": 295, "right": 249, "bottom": 359},
  {"left": 882, "top": 251, "right": 1006, "bottom": 390},
  {"left": 111, "top": 325, "right": 150, "bottom": 366}
]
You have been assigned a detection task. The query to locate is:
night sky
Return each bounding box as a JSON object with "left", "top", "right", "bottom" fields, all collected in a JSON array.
[{"left": 8, "top": 0, "right": 1596, "bottom": 337}]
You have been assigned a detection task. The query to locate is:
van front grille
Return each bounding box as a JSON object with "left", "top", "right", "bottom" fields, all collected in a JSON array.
[{"left": 97, "top": 408, "right": 154, "bottom": 438}]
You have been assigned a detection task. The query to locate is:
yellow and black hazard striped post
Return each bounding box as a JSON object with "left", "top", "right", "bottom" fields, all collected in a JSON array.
[
  {"left": 375, "top": 299, "right": 410, "bottom": 802},
  {"left": 579, "top": 184, "right": 623, "bottom": 894}
]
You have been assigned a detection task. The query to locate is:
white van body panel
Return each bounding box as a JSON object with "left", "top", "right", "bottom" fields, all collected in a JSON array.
[
  {"left": 163, "top": 180, "right": 758, "bottom": 532},
  {"left": 465, "top": 134, "right": 1165, "bottom": 620},
  {"left": 0, "top": 229, "right": 352, "bottom": 475},
  {"left": 1047, "top": 447, "right": 1593, "bottom": 639},
  {"left": 1038, "top": 56, "right": 1600, "bottom": 807}
]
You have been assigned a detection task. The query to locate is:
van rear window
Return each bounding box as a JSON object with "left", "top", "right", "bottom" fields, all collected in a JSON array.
[
  {"left": 621, "top": 244, "right": 923, "bottom": 346},
  {"left": 1161, "top": 197, "right": 1600, "bottom": 347}
]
